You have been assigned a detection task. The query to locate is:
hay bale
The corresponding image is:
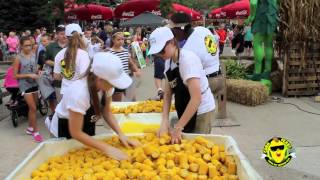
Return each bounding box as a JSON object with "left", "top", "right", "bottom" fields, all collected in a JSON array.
[{"left": 226, "top": 79, "right": 269, "bottom": 106}]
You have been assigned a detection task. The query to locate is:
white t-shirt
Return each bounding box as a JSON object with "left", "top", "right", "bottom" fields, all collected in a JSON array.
[
  {"left": 54, "top": 48, "right": 91, "bottom": 94},
  {"left": 88, "top": 43, "right": 101, "bottom": 59},
  {"left": 183, "top": 26, "right": 220, "bottom": 75},
  {"left": 50, "top": 79, "right": 114, "bottom": 137},
  {"left": 164, "top": 49, "right": 215, "bottom": 115}
]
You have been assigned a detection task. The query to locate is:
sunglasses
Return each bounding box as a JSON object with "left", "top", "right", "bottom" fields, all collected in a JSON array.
[{"left": 270, "top": 145, "right": 284, "bottom": 151}]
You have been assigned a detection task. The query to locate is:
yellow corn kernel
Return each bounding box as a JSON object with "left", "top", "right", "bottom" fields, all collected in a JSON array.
[
  {"left": 195, "top": 136, "right": 209, "bottom": 145},
  {"left": 151, "top": 150, "right": 160, "bottom": 159},
  {"left": 179, "top": 168, "right": 189, "bottom": 178},
  {"left": 220, "top": 165, "right": 228, "bottom": 175},
  {"left": 143, "top": 159, "right": 154, "bottom": 167},
  {"left": 135, "top": 154, "right": 147, "bottom": 163},
  {"left": 156, "top": 158, "right": 166, "bottom": 166},
  {"left": 212, "top": 146, "right": 219, "bottom": 155},
  {"left": 143, "top": 145, "right": 154, "bottom": 156},
  {"left": 219, "top": 145, "right": 225, "bottom": 152},
  {"left": 178, "top": 154, "right": 188, "bottom": 165},
  {"left": 128, "top": 169, "right": 140, "bottom": 179},
  {"left": 157, "top": 165, "right": 167, "bottom": 173},
  {"left": 159, "top": 146, "right": 170, "bottom": 153},
  {"left": 206, "top": 142, "right": 214, "bottom": 149},
  {"left": 198, "top": 175, "right": 208, "bottom": 180},
  {"left": 212, "top": 153, "right": 220, "bottom": 161},
  {"left": 228, "top": 175, "right": 239, "bottom": 180},
  {"left": 173, "top": 144, "right": 181, "bottom": 151},
  {"left": 189, "top": 163, "right": 199, "bottom": 173},
  {"left": 203, "top": 153, "right": 212, "bottom": 162},
  {"left": 166, "top": 152, "right": 175, "bottom": 161},
  {"left": 208, "top": 164, "right": 219, "bottom": 178},
  {"left": 220, "top": 152, "right": 226, "bottom": 163},
  {"left": 188, "top": 155, "right": 197, "bottom": 164},
  {"left": 166, "top": 160, "right": 175, "bottom": 169},
  {"left": 198, "top": 163, "right": 209, "bottom": 175},
  {"left": 227, "top": 162, "right": 237, "bottom": 175},
  {"left": 211, "top": 159, "right": 222, "bottom": 171}
]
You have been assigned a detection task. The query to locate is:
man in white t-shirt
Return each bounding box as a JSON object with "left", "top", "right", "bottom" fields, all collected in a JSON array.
[{"left": 167, "top": 12, "right": 227, "bottom": 119}]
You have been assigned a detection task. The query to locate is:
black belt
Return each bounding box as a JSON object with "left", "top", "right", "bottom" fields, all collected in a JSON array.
[{"left": 207, "top": 70, "right": 221, "bottom": 78}]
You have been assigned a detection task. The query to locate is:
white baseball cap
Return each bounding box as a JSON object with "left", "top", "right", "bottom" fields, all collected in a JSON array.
[
  {"left": 65, "top": 23, "right": 83, "bottom": 37},
  {"left": 148, "top": 27, "right": 174, "bottom": 55},
  {"left": 92, "top": 52, "right": 132, "bottom": 89}
]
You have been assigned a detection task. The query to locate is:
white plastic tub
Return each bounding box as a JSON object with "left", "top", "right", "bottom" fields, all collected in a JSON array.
[{"left": 6, "top": 134, "right": 262, "bottom": 180}]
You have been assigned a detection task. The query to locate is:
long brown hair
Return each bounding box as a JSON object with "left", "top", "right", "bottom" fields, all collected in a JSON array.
[
  {"left": 87, "top": 72, "right": 101, "bottom": 117},
  {"left": 64, "top": 32, "right": 86, "bottom": 73}
]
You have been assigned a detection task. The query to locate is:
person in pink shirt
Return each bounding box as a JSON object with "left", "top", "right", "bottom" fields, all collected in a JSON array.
[
  {"left": 4, "top": 65, "right": 19, "bottom": 106},
  {"left": 6, "top": 32, "right": 19, "bottom": 55}
]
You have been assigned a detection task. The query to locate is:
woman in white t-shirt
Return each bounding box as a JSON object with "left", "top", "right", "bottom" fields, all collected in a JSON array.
[
  {"left": 53, "top": 24, "right": 91, "bottom": 96},
  {"left": 48, "top": 52, "right": 139, "bottom": 160},
  {"left": 148, "top": 27, "right": 215, "bottom": 144}
]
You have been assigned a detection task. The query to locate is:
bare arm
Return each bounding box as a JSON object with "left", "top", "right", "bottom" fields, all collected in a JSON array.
[
  {"left": 174, "top": 78, "right": 201, "bottom": 129},
  {"left": 45, "top": 60, "right": 55, "bottom": 67},
  {"left": 68, "top": 110, "right": 110, "bottom": 151},
  {"left": 13, "top": 56, "right": 35, "bottom": 79},
  {"left": 161, "top": 80, "right": 173, "bottom": 128},
  {"left": 68, "top": 110, "right": 129, "bottom": 160},
  {"left": 53, "top": 73, "right": 62, "bottom": 81},
  {"left": 102, "top": 96, "right": 123, "bottom": 136}
]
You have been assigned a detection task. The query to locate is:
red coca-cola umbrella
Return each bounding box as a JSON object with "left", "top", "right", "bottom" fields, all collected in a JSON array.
[
  {"left": 221, "top": 0, "right": 250, "bottom": 19},
  {"left": 208, "top": 8, "right": 223, "bottom": 19},
  {"left": 171, "top": 3, "right": 202, "bottom": 21},
  {"left": 114, "top": 0, "right": 202, "bottom": 21},
  {"left": 66, "top": 4, "right": 113, "bottom": 21}
]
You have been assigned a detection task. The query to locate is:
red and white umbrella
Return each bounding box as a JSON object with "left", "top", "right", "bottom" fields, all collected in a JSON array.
[
  {"left": 114, "top": 0, "right": 202, "bottom": 21},
  {"left": 65, "top": 4, "right": 113, "bottom": 21},
  {"left": 221, "top": 0, "right": 250, "bottom": 19},
  {"left": 208, "top": 8, "right": 223, "bottom": 19}
]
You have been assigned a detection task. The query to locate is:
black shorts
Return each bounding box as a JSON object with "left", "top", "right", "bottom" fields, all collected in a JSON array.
[
  {"left": 114, "top": 88, "right": 125, "bottom": 93},
  {"left": 244, "top": 41, "right": 253, "bottom": 48},
  {"left": 24, "top": 86, "right": 38, "bottom": 94},
  {"left": 154, "top": 57, "right": 165, "bottom": 79},
  {"left": 58, "top": 106, "right": 96, "bottom": 139}
]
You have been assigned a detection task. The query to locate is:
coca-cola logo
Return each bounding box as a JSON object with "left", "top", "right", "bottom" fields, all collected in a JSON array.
[
  {"left": 236, "top": 10, "right": 248, "bottom": 16},
  {"left": 67, "top": 15, "right": 77, "bottom": 20},
  {"left": 122, "top": 11, "right": 135, "bottom": 17},
  {"left": 91, "top": 15, "right": 102, "bottom": 20},
  {"left": 151, "top": 10, "right": 161, "bottom": 16}
]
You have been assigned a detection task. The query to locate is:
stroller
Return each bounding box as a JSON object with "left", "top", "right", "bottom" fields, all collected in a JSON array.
[{"left": 6, "top": 91, "right": 49, "bottom": 127}]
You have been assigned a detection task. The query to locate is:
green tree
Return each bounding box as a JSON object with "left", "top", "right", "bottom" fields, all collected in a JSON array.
[
  {"left": 160, "top": 0, "right": 174, "bottom": 18},
  {"left": 0, "top": 0, "right": 64, "bottom": 33}
]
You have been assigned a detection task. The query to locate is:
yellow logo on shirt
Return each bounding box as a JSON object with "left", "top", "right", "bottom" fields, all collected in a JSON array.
[
  {"left": 60, "top": 59, "right": 75, "bottom": 80},
  {"left": 204, "top": 35, "right": 218, "bottom": 56}
]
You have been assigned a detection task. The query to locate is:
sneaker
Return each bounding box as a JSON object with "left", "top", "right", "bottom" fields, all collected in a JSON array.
[
  {"left": 32, "top": 132, "right": 43, "bottom": 143},
  {"left": 26, "top": 127, "right": 34, "bottom": 135}
]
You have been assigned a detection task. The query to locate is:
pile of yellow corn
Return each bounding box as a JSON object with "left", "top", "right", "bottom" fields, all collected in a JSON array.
[
  {"left": 112, "top": 100, "right": 175, "bottom": 115},
  {"left": 30, "top": 134, "right": 238, "bottom": 180}
]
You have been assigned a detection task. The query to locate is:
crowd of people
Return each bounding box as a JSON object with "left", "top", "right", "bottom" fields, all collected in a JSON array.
[{"left": 0, "top": 12, "right": 253, "bottom": 160}]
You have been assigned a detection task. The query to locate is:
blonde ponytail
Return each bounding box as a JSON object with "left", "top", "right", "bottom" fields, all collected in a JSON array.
[{"left": 64, "top": 32, "right": 86, "bottom": 74}]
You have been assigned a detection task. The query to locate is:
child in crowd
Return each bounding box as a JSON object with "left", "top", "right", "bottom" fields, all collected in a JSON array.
[{"left": 4, "top": 64, "right": 19, "bottom": 107}]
